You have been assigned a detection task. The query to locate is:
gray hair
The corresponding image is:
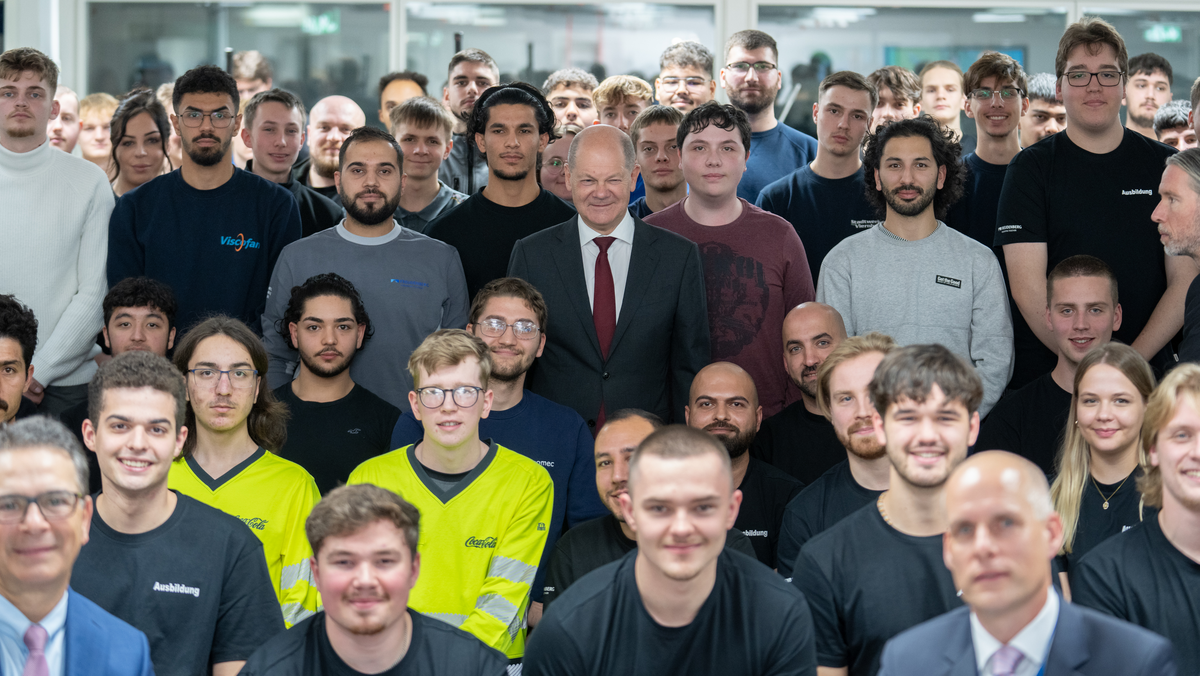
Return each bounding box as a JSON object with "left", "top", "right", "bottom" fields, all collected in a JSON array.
[
  {"left": 660, "top": 41, "right": 714, "bottom": 77},
  {"left": 0, "top": 416, "right": 89, "bottom": 494},
  {"left": 1025, "top": 72, "right": 1059, "bottom": 104},
  {"left": 567, "top": 125, "right": 636, "bottom": 174},
  {"left": 542, "top": 68, "right": 599, "bottom": 95},
  {"left": 1154, "top": 99, "right": 1192, "bottom": 136},
  {"left": 1166, "top": 148, "right": 1200, "bottom": 198}
]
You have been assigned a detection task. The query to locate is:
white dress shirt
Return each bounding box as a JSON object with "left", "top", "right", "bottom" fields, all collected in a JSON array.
[
  {"left": 0, "top": 590, "right": 68, "bottom": 676},
  {"left": 578, "top": 212, "right": 636, "bottom": 319},
  {"left": 970, "top": 591, "right": 1059, "bottom": 676}
]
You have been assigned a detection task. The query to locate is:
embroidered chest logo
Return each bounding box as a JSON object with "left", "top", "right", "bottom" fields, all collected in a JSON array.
[
  {"left": 220, "top": 233, "right": 260, "bottom": 251},
  {"left": 465, "top": 536, "right": 497, "bottom": 549},
  {"left": 347, "top": 428, "right": 362, "bottom": 435},
  {"left": 935, "top": 275, "right": 962, "bottom": 289}
]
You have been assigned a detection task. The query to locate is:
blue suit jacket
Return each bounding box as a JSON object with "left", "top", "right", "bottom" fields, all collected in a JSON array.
[
  {"left": 878, "top": 596, "right": 1175, "bottom": 676},
  {"left": 65, "top": 588, "right": 154, "bottom": 676}
]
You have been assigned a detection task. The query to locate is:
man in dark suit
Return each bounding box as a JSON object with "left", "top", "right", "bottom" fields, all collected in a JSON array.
[
  {"left": 878, "top": 451, "right": 1175, "bottom": 676},
  {"left": 508, "top": 124, "right": 709, "bottom": 429},
  {"left": 0, "top": 417, "right": 153, "bottom": 676}
]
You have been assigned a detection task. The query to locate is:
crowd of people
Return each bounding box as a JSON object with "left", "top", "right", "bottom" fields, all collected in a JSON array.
[{"left": 3, "top": 13, "right": 1200, "bottom": 676}]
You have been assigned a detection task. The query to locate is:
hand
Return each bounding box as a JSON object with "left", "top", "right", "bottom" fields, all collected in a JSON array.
[
  {"left": 23, "top": 377, "right": 45, "bottom": 405},
  {"left": 527, "top": 601, "right": 544, "bottom": 629}
]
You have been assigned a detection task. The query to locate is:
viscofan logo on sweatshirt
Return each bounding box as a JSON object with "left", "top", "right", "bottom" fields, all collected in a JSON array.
[{"left": 219, "top": 233, "right": 261, "bottom": 251}]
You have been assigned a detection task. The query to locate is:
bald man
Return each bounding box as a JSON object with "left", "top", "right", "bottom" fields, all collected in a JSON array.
[
  {"left": 509, "top": 123, "right": 709, "bottom": 428},
  {"left": 878, "top": 452, "right": 1176, "bottom": 676},
  {"left": 293, "top": 95, "right": 366, "bottom": 202},
  {"left": 686, "top": 362, "right": 802, "bottom": 568},
  {"left": 750, "top": 303, "right": 848, "bottom": 485}
]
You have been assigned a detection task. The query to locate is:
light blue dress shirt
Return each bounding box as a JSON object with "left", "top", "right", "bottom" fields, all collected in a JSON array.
[{"left": 0, "top": 591, "right": 68, "bottom": 676}]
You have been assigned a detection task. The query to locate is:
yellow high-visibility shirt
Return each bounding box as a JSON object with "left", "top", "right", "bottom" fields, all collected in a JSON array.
[
  {"left": 348, "top": 441, "right": 553, "bottom": 659},
  {"left": 169, "top": 448, "right": 321, "bottom": 627}
]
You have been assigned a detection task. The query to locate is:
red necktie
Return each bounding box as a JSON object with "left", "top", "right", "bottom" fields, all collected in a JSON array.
[
  {"left": 593, "top": 236, "right": 617, "bottom": 358},
  {"left": 593, "top": 236, "right": 617, "bottom": 432}
]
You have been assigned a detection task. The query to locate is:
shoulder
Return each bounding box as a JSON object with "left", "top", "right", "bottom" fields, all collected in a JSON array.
[
  {"left": 1064, "top": 601, "right": 1174, "bottom": 650},
  {"left": 749, "top": 457, "right": 804, "bottom": 489},
  {"left": 556, "top": 515, "right": 610, "bottom": 549},
  {"left": 801, "top": 502, "right": 878, "bottom": 560},
  {"left": 412, "top": 611, "right": 507, "bottom": 664},
  {"left": 493, "top": 445, "right": 554, "bottom": 487},
  {"left": 935, "top": 224, "right": 1002, "bottom": 263},
  {"left": 723, "top": 548, "right": 804, "bottom": 600},
  {"left": 544, "top": 553, "right": 629, "bottom": 620},
  {"left": 66, "top": 588, "right": 146, "bottom": 640},
  {"left": 514, "top": 216, "right": 575, "bottom": 249},
  {"left": 236, "top": 168, "right": 295, "bottom": 202},
  {"left": 537, "top": 189, "right": 580, "bottom": 216},
  {"left": 1121, "top": 128, "right": 1178, "bottom": 162},
  {"left": 241, "top": 613, "right": 318, "bottom": 673},
  {"left": 741, "top": 200, "right": 799, "bottom": 232},
  {"left": 278, "top": 226, "right": 344, "bottom": 256},
  {"left": 1075, "top": 521, "right": 1155, "bottom": 576},
  {"left": 776, "top": 124, "right": 817, "bottom": 147},
  {"left": 173, "top": 493, "right": 267, "bottom": 550},
  {"left": 637, "top": 215, "right": 700, "bottom": 252},
  {"left": 352, "top": 384, "right": 403, "bottom": 416},
  {"left": 519, "top": 391, "right": 588, "bottom": 427},
  {"left": 426, "top": 194, "right": 480, "bottom": 233},
  {"left": 254, "top": 452, "right": 320, "bottom": 489},
  {"left": 50, "top": 150, "right": 112, "bottom": 192},
  {"left": 882, "top": 606, "right": 970, "bottom": 663},
  {"left": 350, "top": 446, "right": 414, "bottom": 480}
]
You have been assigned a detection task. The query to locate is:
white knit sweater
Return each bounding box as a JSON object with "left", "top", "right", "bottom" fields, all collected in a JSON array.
[{"left": 0, "top": 139, "right": 114, "bottom": 386}]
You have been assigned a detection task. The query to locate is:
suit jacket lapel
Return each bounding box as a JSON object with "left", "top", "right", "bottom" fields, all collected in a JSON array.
[
  {"left": 1045, "top": 597, "right": 1088, "bottom": 676},
  {"left": 64, "top": 589, "right": 105, "bottom": 676},
  {"left": 609, "top": 219, "right": 660, "bottom": 356},
  {"left": 552, "top": 217, "right": 603, "bottom": 359},
  {"left": 943, "top": 615, "right": 979, "bottom": 676}
]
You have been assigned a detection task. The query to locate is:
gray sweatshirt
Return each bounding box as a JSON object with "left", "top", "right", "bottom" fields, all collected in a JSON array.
[
  {"left": 817, "top": 222, "right": 1012, "bottom": 415},
  {"left": 262, "top": 222, "right": 470, "bottom": 409}
]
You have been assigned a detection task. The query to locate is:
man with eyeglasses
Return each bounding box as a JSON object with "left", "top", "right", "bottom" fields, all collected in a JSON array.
[
  {"left": 108, "top": 65, "right": 302, "bottom": 336},
  {"left": 655, "top": 41, "right": 717, "bottom": 113},
  {"left": 262, "top": 125, "right": 469, "bottom": 410},
  {"left": 720, "top": 30, "right": 818, "bottom": 203},
  {"left": 998, "top": 18, "right": 1189, "bottom": 383},
  {"left": 391, "top": 277, "right": 606, "bottom": 628},
  {"left": 0, "top": 416, "right": 155, "bottom": 676},
  {"left": 73, "top": 351, "right": 284, "bottom": 676},
  {"left": 350, "top": 329, "right": 554, "bottom": 666},
  {"left": 946, "top": 51, "right": 1028, "bottom": 250},
  {"left": 272, "top": 273, "right": 401, "bottom": 494},
  {"left": 167, "top": 316, "right": 322, "bottom": 629}
]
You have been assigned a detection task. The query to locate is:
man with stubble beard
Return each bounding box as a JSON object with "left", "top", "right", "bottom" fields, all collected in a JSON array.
[
  {"left": 292, "top": 95, "right": 366, "bottom": 203},
  {"left": 108, "top": 64, "right": 301, "bottom": 334},
  {"left": 263, "top": 126, "right": 469, "bottom": 410},
  {"left": 686, "top": 361, "right": 802, "bottom": 569}
]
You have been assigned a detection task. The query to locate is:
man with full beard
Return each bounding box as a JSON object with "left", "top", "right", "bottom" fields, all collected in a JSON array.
[
  {"left": 686, "top": 361, "right": 802, "bottom": 568},
  {"left": 390, "top": 277, "right": 607, "bottom": 625},
  {"left": 720, "top": 30, "right": 817, "bottom": 202},
  {"left": 272, "top": 273, "right": 402, "bottom": 493},
  {"left": 775, "top": 332, "right": 895, "bottom": 580},
  {"left": 262, "top": 126, "right": 469, "bottom": 410},
  {"left": 818, "top": 115, "right": 1012, "bottom": 416},
  {"left": 108, "top": 64, "right": 302, "bottom": 334},
  {"left": 751, "top": 303, "right": 848, "bottom": 486}
]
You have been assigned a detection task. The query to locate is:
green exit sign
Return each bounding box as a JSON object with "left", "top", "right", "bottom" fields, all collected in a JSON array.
[
  {"left": 1144, "top": 24, "right": 1182, "bottom": 43},
  {"left": 303, "top": 10, "right": 340, "bottom": 35}
]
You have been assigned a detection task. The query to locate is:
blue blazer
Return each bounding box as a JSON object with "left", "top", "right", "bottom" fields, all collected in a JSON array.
[
  {"left": 65, "top": 588, "right": 154, "bottom": 676},
  {"left": 878, "top": 596, "right": 1175, "bottom": 676}
]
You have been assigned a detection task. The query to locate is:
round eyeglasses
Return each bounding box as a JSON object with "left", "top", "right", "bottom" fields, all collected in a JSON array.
[{"left": 415, "top": 385, "right": 484, "bottom": 409}]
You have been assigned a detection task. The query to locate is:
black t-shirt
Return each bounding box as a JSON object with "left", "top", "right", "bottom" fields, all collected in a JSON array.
[
  {"left": 776, "top": 460, "right": 882, "bottom": 579},
  {"left": 736, "top": 457, "right": 804, "bottom": 568},
  {"left": 274, "top": 383, "right": 402, "bottom": 494},
  {"left": 426, "top": 189, "right": 577, "bottom": 299},
  {"left": 238, "top": 609, "right": 507, "bottom": 676},
  {"left": 974, "top": 372, "right": 1071, "bottom": 476},
  {"left": 794, "top": 502, "right": 961, "bottom": 676},
  {"left": 542, "top": 513, "right": 758, "bottom": 607},
  {"left": 946, "top": 152, "right": 1008, "bottom": 251},
  {"left": 1073, "top": 514, "right": 1200, "bottom": 676},
  {"left": 1061, "top": 468, "right": 1156, "bottom": 573},
  {"left": 285, "top": 179, "right": 343, "bottom": 238},
  {"left": 58, "top": 400, "right": 101, "bottom": 494},
  {"left": 525, "top": 549, "right": 817, "bottom": 676},
  {"left": 756, "top": 165, "right": 880, "bottom": 285},
  {"left": 750, "top": 400, "right": 845, "bottom": 486},
  {"left": 1180, "top": 274, "right": 1200, "bottom": 364},
  {"left": 72, "top": 492, "right": 285, "bottom": 676},
  {"left": 996, "top": 129, "right": 1177, "bottom": 372}
]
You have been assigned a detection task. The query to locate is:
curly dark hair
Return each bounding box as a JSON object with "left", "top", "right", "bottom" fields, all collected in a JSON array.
[
  {"left": 172, "top": 64, "right": 240, "bottom": 114},
  {"left": 676, "top": 101, "right": 751, "bottom": 155},
  {"left": 172, "top": 315, "right": 288, "bottom": 456},
  {"left": 277, "top": 273, "right": 374, "bottom": 351},
  {"left": 862, "top": 115, "right": 965, "bottom": 220},
  {"left": 0, "top": 294, "right": 37, "bottom": 368},
  {"left": 466, "top": 82, "right": 558, "bottom": 152},
  {"left": 104, "top": 277, "right": 178, "bottom": 332}
]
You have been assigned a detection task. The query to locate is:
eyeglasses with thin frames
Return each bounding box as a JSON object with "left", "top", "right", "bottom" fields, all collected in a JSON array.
[
  {"left": 0, "top": 491, "right": 83, "bottom": 524},
  {"left": 415, "top": 386, "right": 484, "bottom": 409},
  {"left": 179, "top": 110, "right": 236, "bottom": 128}
]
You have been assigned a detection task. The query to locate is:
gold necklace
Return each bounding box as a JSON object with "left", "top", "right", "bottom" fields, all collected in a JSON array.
[
  {"left": 877, "top": 494, "right": 893, "bottom": 525},
  {"left": 1091, "top": 473, "right": 1131, "bottom": 510}
]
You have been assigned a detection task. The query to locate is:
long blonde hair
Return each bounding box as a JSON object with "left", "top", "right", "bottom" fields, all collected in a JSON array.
[{"left": 1050, "top": 343, "right": 1155, "bottom": 554}]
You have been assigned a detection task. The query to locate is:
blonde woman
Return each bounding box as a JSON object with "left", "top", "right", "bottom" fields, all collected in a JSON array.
[{"left": 1051, "top": 342, "right": 1157, "bottom": 574}]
